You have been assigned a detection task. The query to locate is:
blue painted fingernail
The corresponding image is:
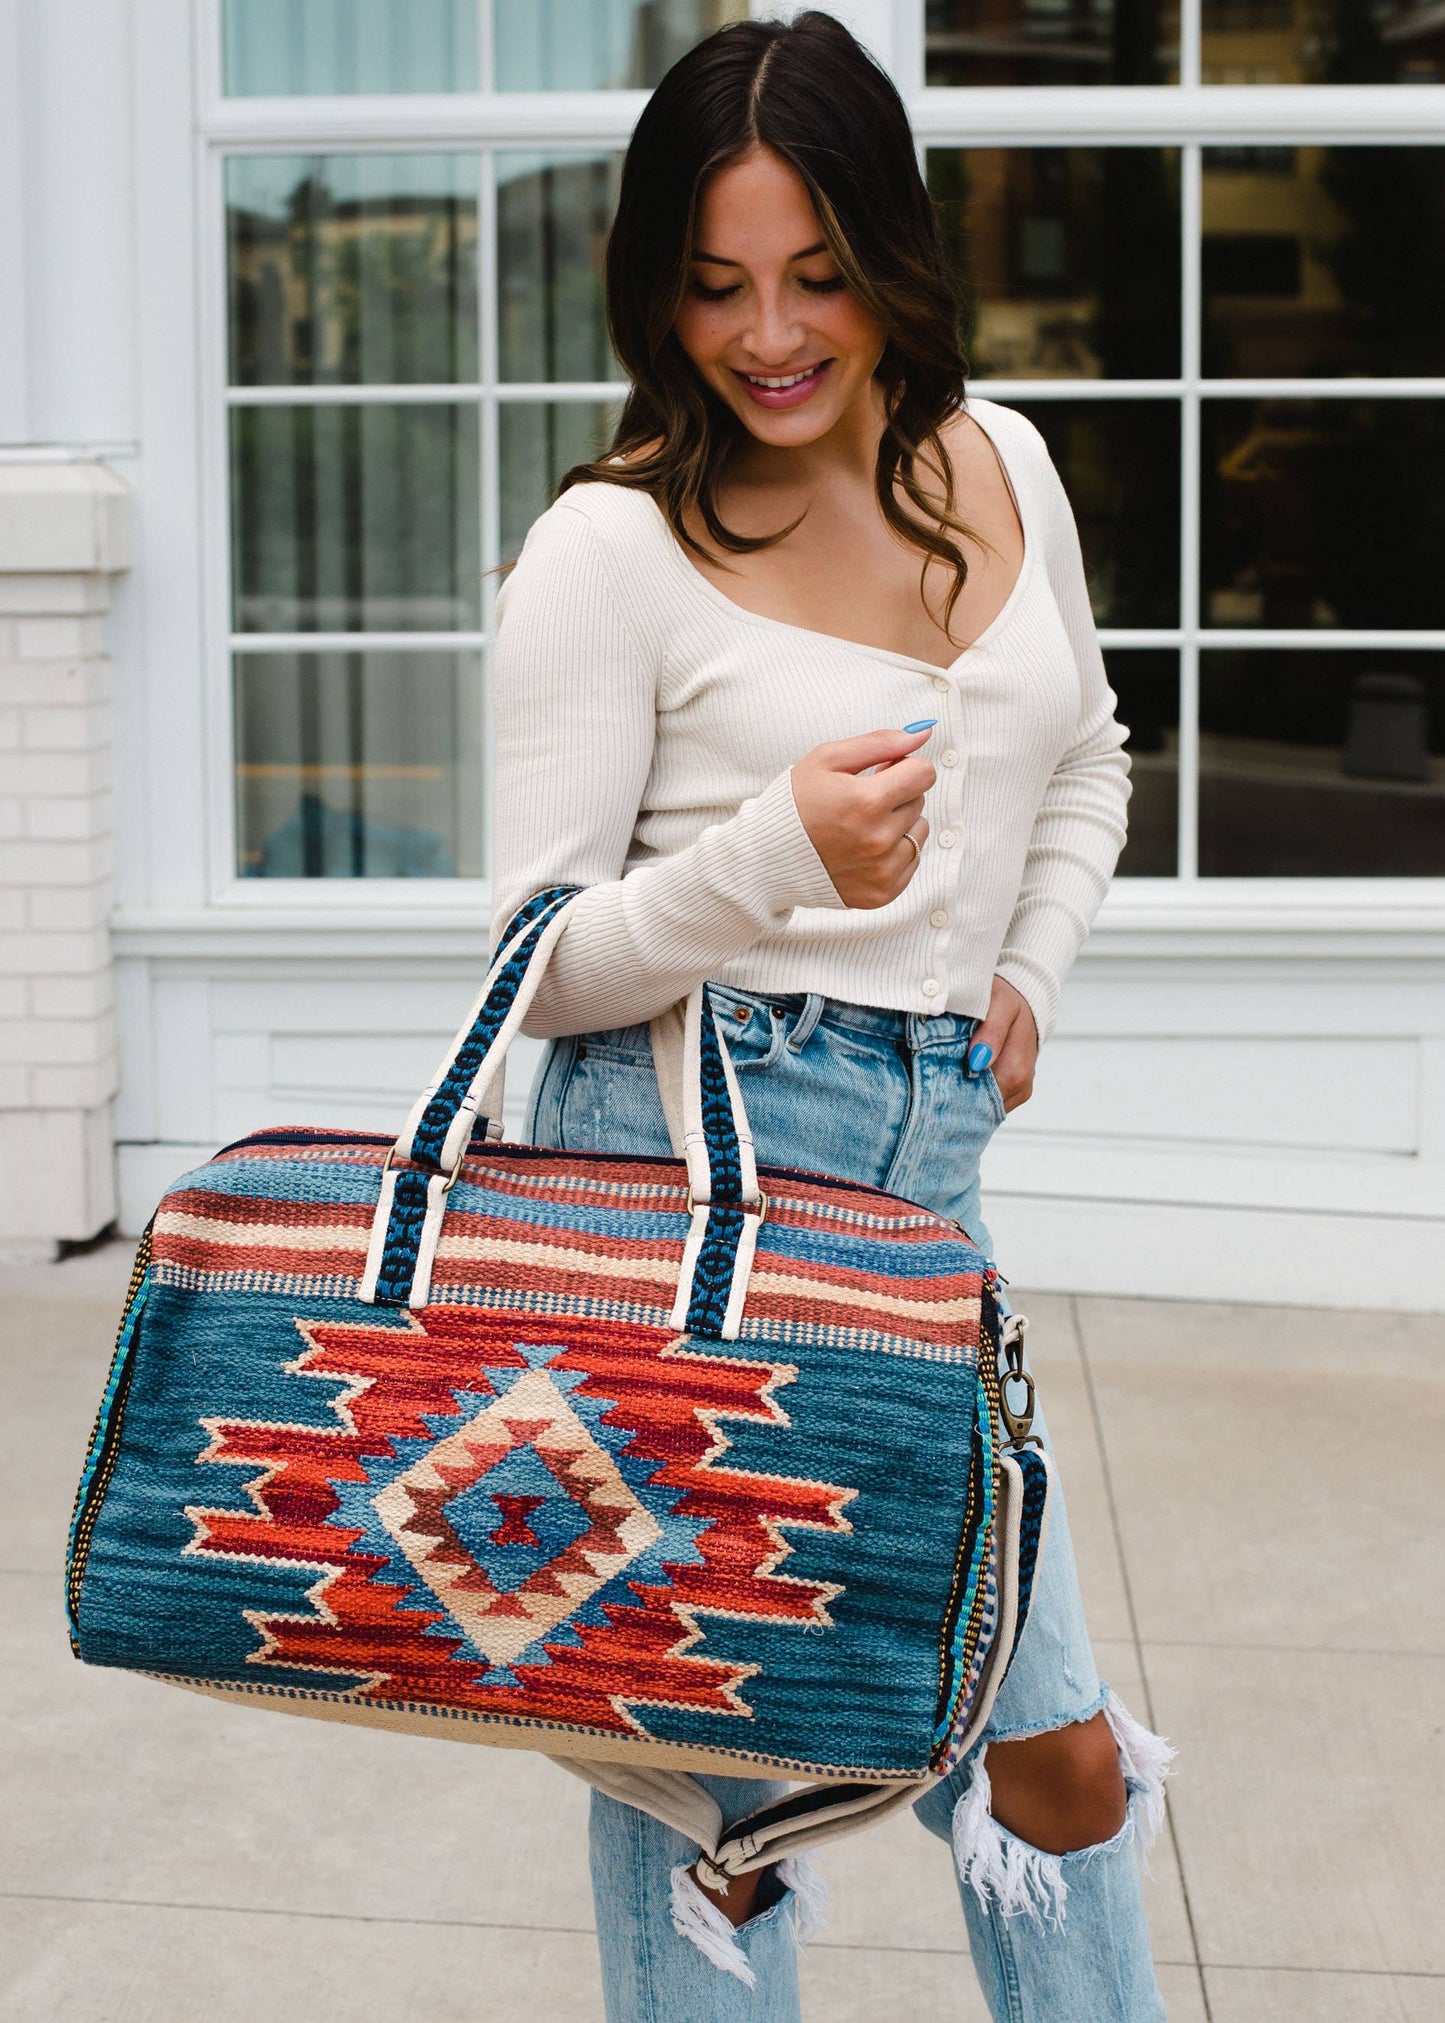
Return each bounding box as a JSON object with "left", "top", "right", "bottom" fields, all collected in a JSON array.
[
  {"left": 902, "top": 718, "right": 937, "bottom": 733},
  {"left": 968, "top": 1041, "right": 993, "bottom": 1074}
]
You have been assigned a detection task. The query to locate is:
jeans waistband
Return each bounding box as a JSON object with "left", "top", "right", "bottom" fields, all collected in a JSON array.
[{"left": 705, "top": 981, "right": 985, "bottom": 1051}]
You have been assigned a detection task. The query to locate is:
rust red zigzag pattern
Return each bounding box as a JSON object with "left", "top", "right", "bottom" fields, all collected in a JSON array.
[{"left": 183, "top": 1306, "right": 853, "bottom": 1733}]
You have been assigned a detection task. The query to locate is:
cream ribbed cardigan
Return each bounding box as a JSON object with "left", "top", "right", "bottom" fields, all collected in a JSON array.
[{"left": 489, "top": 394, "right": 1131, "bottom": 1046}]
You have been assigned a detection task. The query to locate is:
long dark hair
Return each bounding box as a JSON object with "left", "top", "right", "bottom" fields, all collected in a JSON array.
[{"left": 558, "top": 9, "right": 983, "bottom": 640}]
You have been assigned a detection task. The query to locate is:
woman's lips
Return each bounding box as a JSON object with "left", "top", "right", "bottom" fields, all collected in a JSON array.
[{"left": 731, "top": 359, "right": 833, "bottom": 410}]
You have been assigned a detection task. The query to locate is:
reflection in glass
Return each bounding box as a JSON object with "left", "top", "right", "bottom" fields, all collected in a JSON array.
[
  {"left": 1203, "top": 147, "right": 1445, "bottom": 379},
  {"left": 1012, "top": 401, "right": 1180, "bottom": 627},
  {"left": 1201, "top": 401, "right": 1445, "bottom": 632},
  {"left": 1201, "top": 0, "right": 1444, "bottom": 85},
  {"left": 227, "top": 155, "right": 478, "bottom": 386},
  {"left": 235, "top": 651, "right": 483, "bottom": 878},
  {"left": 1199, "top": 652, "right": 1445, "bottom": 875},
  {"left": 222, "top": 0, "right": 478, "bottom": 95},
  {"left": 929, "top": 149, "right": 1180, "bottom": 379},
  {"left": 495, "top": 0, "right": 748, "bottom": 90},
  {"left": 230, "top": 405, "right": 480, "bottom": 633},
  {"left": 1107, "top": 652, "right": 1179, "bottom": 875},
  {"left": 499, "top": 402, "right": 623, "bottom": 562},
  {"left": 497, "top": 154, "right": 623, "bottom": 384},
  {"left": 925, "top": 0, "right": 1179, "bottom": 85}
]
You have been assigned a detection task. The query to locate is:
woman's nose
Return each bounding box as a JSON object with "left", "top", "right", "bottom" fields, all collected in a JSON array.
[{"left": 742, "top": 292, "right": 807, "bottom": 366}]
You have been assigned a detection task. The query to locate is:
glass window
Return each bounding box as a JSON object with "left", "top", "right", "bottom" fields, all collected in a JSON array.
[
  {"left": 1201, "top": 400, "right": 1445, "bottom": 632},
  {"left": 497, "top": 153, "right": 623, "bottom": 383},
  {"left": 500, "top": 402, "right": 623, "bottom": 561},
  {"left": 230, "top": 404, "right": 481, "bottom": 634},
  {"left": 222, "top": 0, "right": 478, "bottom": 96},
  {"left": 495, "top": 0, "right": 749, "bottom": 91},
  {"left": 1012, "top": 401, "right": 1180, "bottom": 629},
  {"left": 925, "top": 0, "right": 1180, "bottom": 86},
  {"left": 1201, "top": 0, "right": 1444, "bottom": 85},
  {"left": 929, "top": 148, "right": 1181, "bottom": 378},
  {"left": 1199, "top": 653, "right": 1445, "bottom": 874},
  {"left": 227, "top": 155, "right": 479, "bottom": 386},
  {"left": 1203, "top": 146, "right": 1445, "bottom": 379},
  {"left": 235, "top": 651, "right": 484, "bottom": 878},
  {"left": 1109, "top": 652, "right": 1180, "bottom": 876}
]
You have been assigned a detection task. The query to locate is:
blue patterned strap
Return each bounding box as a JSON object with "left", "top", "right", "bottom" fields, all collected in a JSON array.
[
  {"left": 360, "top": 887, "right": 581, "bottom": 1308},
  {"left": 666, "top": 978, "right": 766, "bottom": 1340},
  {"left": 359, "top": 887, "right": 767, "bottom": 1329}
]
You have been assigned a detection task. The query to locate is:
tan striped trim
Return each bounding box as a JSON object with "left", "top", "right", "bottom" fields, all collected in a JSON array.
[{"left": 157, "top": 1211, "right": 371, "bottom": 1253}]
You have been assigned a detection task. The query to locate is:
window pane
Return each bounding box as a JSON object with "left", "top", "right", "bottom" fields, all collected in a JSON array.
[
  {"left": 1199, "top": 652, "right": 1445, "bottom": 875},
  {"left": 929, "top": 149, "right": 1180, "bottom": 378},
  {"left": 1012, "top": 400, "right": 1180, "bottom": 627},
  {"left": 1201, "top": 0, "right": 1443, "bottom": 85},
  {"left": 495, "top": 0, "right": 748, "bottom": 90},
  {"left": 1203, "top": 146, "right": 1445, "bottom": 379},
  {"left": 227, "top": 156, "right": 478, "bottom": 386},
  {"left": 497, "top": 153, "right": 623, "bottom": 384},
  {"left": 1202, "top": 400, "right": 1445, "bottom": 631},
  {"left": 230, "top": 404, "right": 480, "bottom": 632},
  {"left": 222, "top": 0, "right": 478, "bottom": 94},
  {"left": 236, "top": 651, "right": 482, "bottom": 877},
  {"left": 500, "top": 402, "right": 623, "bottom": 561},
  {"left": 925, "top": 0, "right": 1180, "bottom": 85},
  {"left": 1108, "top": 651, "right": 1179, "bottom": 875}
]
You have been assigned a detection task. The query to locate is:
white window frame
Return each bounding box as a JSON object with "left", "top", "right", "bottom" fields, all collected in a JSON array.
[{"left": 193, "top": 0, "right": 1445, "bottom": 946}]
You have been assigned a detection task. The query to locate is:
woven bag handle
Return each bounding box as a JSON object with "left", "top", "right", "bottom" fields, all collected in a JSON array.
[{"left": 359, "top": 887, "right": 765, "bottom": 1326}]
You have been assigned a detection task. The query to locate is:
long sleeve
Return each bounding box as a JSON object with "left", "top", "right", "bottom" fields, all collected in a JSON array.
[
  {"left": 993, "top": 434, "right": 1132, "bottom": 1045},
  {"left": 488, "top": 499, "right": 848, "bottom": 1038}
]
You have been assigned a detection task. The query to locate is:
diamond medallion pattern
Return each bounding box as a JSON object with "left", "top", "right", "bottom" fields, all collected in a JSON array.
[{"left": 370, "top": 1367, "right": 664, "bottom": 1668}]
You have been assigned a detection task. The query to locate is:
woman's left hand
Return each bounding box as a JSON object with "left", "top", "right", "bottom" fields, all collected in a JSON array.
[{"left": 967, "top": 976, "right": 1039, "bottom": 1113}]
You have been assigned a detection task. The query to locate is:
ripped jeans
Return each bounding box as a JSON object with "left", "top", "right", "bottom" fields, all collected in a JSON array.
[{"left": 525, "top": 982, "right": 1172, "bottom": 2023}]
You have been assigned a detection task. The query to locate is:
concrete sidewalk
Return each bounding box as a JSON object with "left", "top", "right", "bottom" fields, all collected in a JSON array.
[{"left": 2, "top": 1242, "right": 1440, "bottom": 2021}]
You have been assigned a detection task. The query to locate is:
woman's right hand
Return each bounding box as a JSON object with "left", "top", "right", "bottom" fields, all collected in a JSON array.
[{"left": 790, "top": 725, "right": 936, "bottom": 909}]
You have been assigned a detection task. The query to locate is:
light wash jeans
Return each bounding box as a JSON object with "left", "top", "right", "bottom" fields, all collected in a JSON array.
[{"left": 526, "top": 981, "right": 1171, "bottom": 2023}]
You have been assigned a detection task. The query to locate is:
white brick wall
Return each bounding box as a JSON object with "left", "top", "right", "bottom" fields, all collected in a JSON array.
[{"left": 0, "top": 462, "right": 130, "bottom": 1244}]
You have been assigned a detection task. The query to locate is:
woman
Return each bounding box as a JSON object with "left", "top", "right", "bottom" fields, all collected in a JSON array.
[{"left": 490, "top": 13, "right": 1172, "bottom": 2019}]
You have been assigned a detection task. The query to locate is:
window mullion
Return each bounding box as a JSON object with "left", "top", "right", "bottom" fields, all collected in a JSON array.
[
  {"left": 479, "top": 139, "right": 501, "bottom": 884},
  {"left": 1178, "top": 139, "right": 1202, "bottom": 882}
]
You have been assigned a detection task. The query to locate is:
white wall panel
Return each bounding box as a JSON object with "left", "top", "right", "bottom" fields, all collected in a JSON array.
[{"left": 1015, "top": 1037, "right": 1418, "bottom": 1155}]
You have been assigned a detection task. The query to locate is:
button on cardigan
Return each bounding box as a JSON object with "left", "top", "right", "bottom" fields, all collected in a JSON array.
[{"left": 488, "top": 394, "right": 1131, "bottom": 1047}]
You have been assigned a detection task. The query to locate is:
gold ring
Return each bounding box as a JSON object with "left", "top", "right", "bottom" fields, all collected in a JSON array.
[{"left": 903, "top": 829, "right": 922, "bottom": 864}]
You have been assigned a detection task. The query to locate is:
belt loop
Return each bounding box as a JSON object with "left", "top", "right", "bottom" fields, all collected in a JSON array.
[{"left": 785, "top": 990, "right": 826, "bottom": 1054}]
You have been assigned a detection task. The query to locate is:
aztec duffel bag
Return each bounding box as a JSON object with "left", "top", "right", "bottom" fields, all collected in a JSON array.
[{"left": 66, "top": 884, "right": 1051, "bottom": 1882}]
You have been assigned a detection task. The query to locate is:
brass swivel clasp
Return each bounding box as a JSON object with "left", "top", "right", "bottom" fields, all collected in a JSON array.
[{"left": 998, "top": 1313, "right": 1042, "bottom": 1451}]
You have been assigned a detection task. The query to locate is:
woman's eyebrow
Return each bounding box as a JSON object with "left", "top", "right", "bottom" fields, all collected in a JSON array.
[{"left": 692, "top": 240, "right": 828, "bottom": 266}]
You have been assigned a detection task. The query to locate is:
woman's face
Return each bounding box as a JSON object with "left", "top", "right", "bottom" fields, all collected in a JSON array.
[{"left": 672, "top": 144, "right": 887, "bottom": 449}]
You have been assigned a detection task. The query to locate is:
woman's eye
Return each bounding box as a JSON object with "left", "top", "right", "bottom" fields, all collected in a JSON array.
[
  {"left": 689, "top": 280, "right": 740, "bottom": 302},
  {"left": 801, "top": 276, "right": 847, "bottom": 294}
]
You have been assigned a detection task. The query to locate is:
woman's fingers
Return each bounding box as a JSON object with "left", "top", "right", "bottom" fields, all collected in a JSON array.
[
  {"left": 876, "top": 756, "right": 935, "bottom": 811},
  {"left": 790, "top": 723, "right": 939, "bottom": 907},
  {"left": 821, "top": 725, "right": 937, "bottom": 776},
  {"left": 969, "top": 978, "right": 1039, "bottom": 1112}
]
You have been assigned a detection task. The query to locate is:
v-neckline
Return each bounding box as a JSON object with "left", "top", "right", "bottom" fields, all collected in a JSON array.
[{"left": 639, "top": 395, "right": 1035, "bottom": 677}]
